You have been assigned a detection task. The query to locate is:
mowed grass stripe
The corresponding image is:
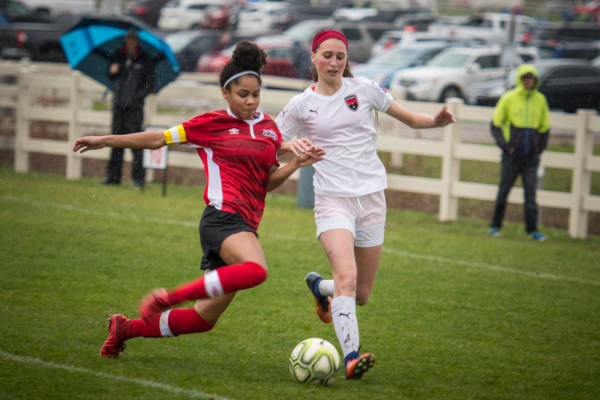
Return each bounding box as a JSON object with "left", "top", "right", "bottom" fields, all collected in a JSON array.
[{"left": 2, "top": 194, "right": 598, "bottom": 287}]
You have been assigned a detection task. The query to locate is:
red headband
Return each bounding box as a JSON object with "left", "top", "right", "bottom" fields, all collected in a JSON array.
[{"left": 312, "top": 30, "right": 348, "bottom": 52}]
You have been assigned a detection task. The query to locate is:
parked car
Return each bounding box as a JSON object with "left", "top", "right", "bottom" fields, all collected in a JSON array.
[
  {"left": 267, "top": 18, "right": 396, "bottom": 63},
  {"left": 389, "top": 46, "right": 539, "bottom": 102},
  {"left": 428, "top": 12, "right": 537, "bottom": 44},
  {"left": 18, "top": 0, "right": 97, "bottom": 18},
  {"left": 284, "top": 0, "right": 353, "bottom": 27},
  {"left": 371, "top": 30, "right": 486, "bottom": 58},
  {"left": 0, "top": 0, "right": 50, "bottom": 22},
  {"left": 204, "top": 0, "right": 243, "bottom": 29},
  {"left": 551, "top": 41, "right": 600, "bottom": 61},
  {"left": 392, "top": 11, "right": 438, "bottom": 31},
  {"left": 333, "top": 6, "right": 433, "bottom": 24},
  {"left": 523, "top": 23, "right": 600, "bottom": 58},
  {"left": 127, "top": 0, "right": 171, "bottom": 27},
  {"left": 465, "top": 59, "right": 600, "bottom": 113},
  {"left": 352, "top": 42, "right": 450, "bottom": 89},
  {"left": 165, "top": 29, "right": 279, "bottom": 71},
  {"left": 196, "top": 38, "right": 311, "bottom": 79},
  {"left": 0, "top": 5, "right": 82, "bottom": 61},
  {"left": 331, "top": 7, "right": 378, "bottom": 21},
  {"left": 158, "top": 0, "right": 225, "bottom": 30},
  {"left": 236, "top": 1, "right": 288, "bottom": 31}
]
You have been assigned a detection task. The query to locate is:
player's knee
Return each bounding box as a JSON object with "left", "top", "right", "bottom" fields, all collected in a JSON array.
[{"left": 244, "top": 261, "right": 268, "bottom": 286}]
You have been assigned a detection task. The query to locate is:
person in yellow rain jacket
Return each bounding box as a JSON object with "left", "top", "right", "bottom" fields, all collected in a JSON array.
[{"left": 489, "top": 64, "right": 550, "bottom": 241}]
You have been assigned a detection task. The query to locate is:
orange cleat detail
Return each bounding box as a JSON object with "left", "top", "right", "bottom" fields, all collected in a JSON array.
[
  {"left": 345, "top": 353, "right": 375, "bottom": 380},
  {"left": 313, "top": 295, "right": 333, "bottom": 323},
  {"left": 305, "top": 272, "right": 332, "bottom": 324}
]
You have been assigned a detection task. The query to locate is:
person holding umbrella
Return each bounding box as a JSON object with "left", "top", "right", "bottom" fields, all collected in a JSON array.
[{"left": 103, "top": 30, "right": 155, "bottom": 186}]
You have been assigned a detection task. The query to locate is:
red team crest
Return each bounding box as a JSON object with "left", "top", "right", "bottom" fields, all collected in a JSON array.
[{"left": 344, "top": 95, "right": 359, "bottom": 111}]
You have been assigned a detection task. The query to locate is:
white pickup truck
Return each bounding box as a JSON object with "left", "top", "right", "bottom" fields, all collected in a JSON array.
[{"left": 428, "top": 12, "right": 537, "bottom": 44}]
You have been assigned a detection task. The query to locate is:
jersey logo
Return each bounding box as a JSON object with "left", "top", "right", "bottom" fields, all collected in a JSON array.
[
  {"left": 229, "top": 128, "right": 239, "bottom": 135},
  {"left": 309, "top": 107, "right": 318, "bottom": 115},
  {"left": 262, "top": 129, "right": 278, "bottom": 140},
  {"left": 344, "top": 95, "right": 359, "bottom": 111}
]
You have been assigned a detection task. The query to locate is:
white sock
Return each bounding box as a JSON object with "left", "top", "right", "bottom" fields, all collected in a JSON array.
[
  {"left": 331, "top": 296, "right": 360, "bottom": 359},
  {"left": 318, "top": 279, "right": 334, "bottom": 297}
]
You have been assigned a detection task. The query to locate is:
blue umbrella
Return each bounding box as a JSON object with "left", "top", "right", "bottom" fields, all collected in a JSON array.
[{"left": 60, "top": 25, "right": 180, "bottom": 93}]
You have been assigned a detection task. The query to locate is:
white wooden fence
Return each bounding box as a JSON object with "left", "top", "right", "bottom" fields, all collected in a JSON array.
[{"left": 1, "top": 60, "right": 599, "bottom": 238}]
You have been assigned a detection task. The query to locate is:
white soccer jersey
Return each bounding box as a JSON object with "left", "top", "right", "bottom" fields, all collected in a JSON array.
[{"left": 276, "top": 77, "right": 394, "bottom": 197}]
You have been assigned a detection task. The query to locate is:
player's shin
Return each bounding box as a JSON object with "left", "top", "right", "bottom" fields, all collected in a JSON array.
[
  {"left": 130, "top": 308, "right": 214, "bottom": 338},
  {"left": 331, "top": 296, "right": 360, "bottom": 363}
]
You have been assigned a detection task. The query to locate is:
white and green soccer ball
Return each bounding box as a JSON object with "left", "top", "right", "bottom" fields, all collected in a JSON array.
[{"left": 289, "top": 338, "right": 340, "bottom": 386}]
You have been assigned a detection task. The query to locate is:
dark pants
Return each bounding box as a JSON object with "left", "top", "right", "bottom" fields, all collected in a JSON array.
[
  {"left": 105, "top": 105, "right": 145, "bottom": 184},
  {"left": 491, "top": 153, "right": 540, "bottom": 234}
]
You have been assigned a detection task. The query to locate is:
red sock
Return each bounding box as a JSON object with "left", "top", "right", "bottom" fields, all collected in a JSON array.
[
  {"left": 168, "top": 261, "right": 267, "bottom": 305},
  {"left": 129, "top": 309, "right": 214, "bottom": 338}
]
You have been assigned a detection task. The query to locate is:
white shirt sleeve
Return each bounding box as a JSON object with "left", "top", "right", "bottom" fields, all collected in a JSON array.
[
  {"left": 275, "top": 98, "right": 303, "bottom": 142},
  {"left": 362, "top": 79, "right": 394, "bottom": 113}
]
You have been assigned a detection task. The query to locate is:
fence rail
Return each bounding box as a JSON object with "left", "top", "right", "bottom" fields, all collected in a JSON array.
[{"left": 1, "top": 60, "right": 599, "bottom": 238}]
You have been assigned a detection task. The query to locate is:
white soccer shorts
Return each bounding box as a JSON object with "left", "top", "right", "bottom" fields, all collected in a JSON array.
[{"left": 314, "top": 190, "right": 386, "bottom": 247}]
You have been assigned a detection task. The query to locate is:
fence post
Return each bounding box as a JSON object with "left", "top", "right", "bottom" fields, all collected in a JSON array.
[
  {"left": 569, "top": 109, "right": 595, "bottom": 239},
  {"left": 389, "top": 87, "right": 406, "bottom": 168},
  {"left": 439, "top": 97, "right": 463, "bottom": 222},
  {"left": 14, "top": 70, "right": 30, "bottom": 173},
  {"left": 66, "top": 71, "right": 82, "bottom": 180}
]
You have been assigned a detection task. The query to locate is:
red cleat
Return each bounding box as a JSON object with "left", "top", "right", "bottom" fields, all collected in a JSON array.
[
  {"left": 138, "top": 288, "right": 171, "bottom": 321},
  {"left": 345, "top": 353, "right": 375, "bottom": 380},
  {"left": 100, "top": 314, "right": 131, "bottom": 358}
]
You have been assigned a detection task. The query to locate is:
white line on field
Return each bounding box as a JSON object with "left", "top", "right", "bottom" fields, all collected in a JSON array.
[
  {"left": 2, "top": 195, "right": 598, "bottom": 287},
  {"left": 382, "top": 248, "right": 598, "bottom": 286},
  {"left": 0, "top": 349, "right": 233, "bottom": 400}
]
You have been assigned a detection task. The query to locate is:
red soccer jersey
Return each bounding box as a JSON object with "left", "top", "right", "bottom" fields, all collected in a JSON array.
[{"left": 164, "top": 109, "right": 282, "bottom": 230}]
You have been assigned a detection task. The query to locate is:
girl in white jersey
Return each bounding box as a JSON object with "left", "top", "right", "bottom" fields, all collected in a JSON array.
[{"left": 276, "top": 30, "right": 456, "bottom": 380}]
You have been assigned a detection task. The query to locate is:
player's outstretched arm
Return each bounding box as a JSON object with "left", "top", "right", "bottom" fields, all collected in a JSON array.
[
  {"left": 72, "top": 131, "right": 167, "bottom": 153},
  {"left": 386, "top": 102, "right": 456, "bottom": 129},
  {"left": 267, "top": 145, "right": 325, "bottom": 192}
]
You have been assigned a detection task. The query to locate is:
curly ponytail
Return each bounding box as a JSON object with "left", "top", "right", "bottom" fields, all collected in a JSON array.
[{"left": 219, "top": 40, "right": 267, "bottom": 90}]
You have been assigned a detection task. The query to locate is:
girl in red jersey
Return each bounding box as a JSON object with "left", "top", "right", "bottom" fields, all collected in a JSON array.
[{"left": 72, "top": 41, "right": 325, "bottom": 358}]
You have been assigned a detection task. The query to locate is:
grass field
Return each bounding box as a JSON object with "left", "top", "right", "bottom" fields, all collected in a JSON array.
[{"left": 1, "top": 168, "right": 599, "bottom": 400}]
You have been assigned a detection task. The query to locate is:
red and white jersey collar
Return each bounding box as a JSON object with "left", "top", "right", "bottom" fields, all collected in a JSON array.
[{"left": 226, "top": 108, "right": 265, "bottom": 125}]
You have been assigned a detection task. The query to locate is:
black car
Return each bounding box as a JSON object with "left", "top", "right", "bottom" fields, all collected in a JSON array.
[
  {"left": 164, "top": 29, "right": 280, "bottom": 72},
  {"left": 465, "top": 59, "right": 600, "bottom": 113},
  {"left": 524, "top": 22, "right": 600, "bottom": 58},
  {"left": 0, "top": 0, "right": 49, "bottom": 22}
]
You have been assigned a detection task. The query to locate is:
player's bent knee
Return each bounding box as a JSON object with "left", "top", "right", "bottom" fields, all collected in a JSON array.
[{"left": 244, "top": 261, "right": 268, "bottom": 286}]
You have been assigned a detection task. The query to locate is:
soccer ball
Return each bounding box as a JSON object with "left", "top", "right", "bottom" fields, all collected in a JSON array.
[{"left": 289, "top": 338, "right": 340, "bottom": 385}]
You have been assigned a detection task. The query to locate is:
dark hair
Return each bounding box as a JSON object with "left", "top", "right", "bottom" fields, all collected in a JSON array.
[
  {"left": 219, "top": 40, "right": 267, "bottom": 90},
  {"left": 310, "top": 29, "right": 353, "bottom": 82}
]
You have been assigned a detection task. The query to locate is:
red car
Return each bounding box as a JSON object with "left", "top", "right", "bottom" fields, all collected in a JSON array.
[{"left": 196, "top": 38, "right": 311, "bottom": 79}]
